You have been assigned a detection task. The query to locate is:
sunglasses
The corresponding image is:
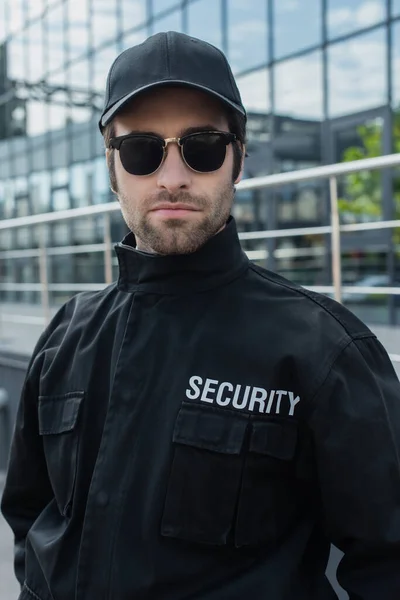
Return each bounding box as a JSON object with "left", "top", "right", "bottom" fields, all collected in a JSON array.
[{"left": 108, "top": 130, "right": 237, "bottom": 176}]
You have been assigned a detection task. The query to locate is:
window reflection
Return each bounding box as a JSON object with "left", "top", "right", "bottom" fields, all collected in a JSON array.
[
  {"left": 393, "top": 22, "right": 400, "bottom": 108},
  {"left": 9, "top": 1, "right": 24, "bottom": 35},
  {"left": 93, "top": 44, "right": 119, "bottom": 92},
  {"left": 46, "top": 4, "right": 65, "bottom": 73},
  {"left": 188, "top": 0, "right": 223, "bottom": 50},
  {"left": 273, "top": 0, "right": 321, "bottom": 59},
  {"left": 274, "top": 51, "right": 323, "bottom": 119},
  {"left": 0, "top": 2, "right": 6, "bottom": 43},
  {"left": 27, "top": 0, "right": 45, "bottom": 20},
  {"left": 70, "top": 163, "right": 93, "bottom": 208},
  {"left": 28, "top": 21, "right": 44, "bottom": 83},
  {"left": 227, "top": 0, "right": 268, "bottom": 73},
  {"left": 8, "top": 34, "right": 25, "bottom": 80},
  {"left": 121, "top": 29, "right": 147, "bottom": 51},
  {"left": 68, "top": 0, "right": 89, "bottom": 61},
  {"left": 30, "top": 171, "right": 51, "bottom": 213},
  {"left": 152, "top": 0, "right": 179, "bottom": 14},
  {"left": 93, "top": 157, "right": 111, "bottom": 204},
  {"left": 328, "top": 28, "right": 386, "bottom": 117},
  {"left": 92, "top": 0, "right": 118, "bottom": 48},
  {"left": 236, "top": 68, "right": 270, "bottom": 113},
  {"left": 327, "top": 0, "right": 385, "bottom": 40},
  {"left": 153, "top": 9, "right": 182, "bottom": 33},
  {"left": 121, "top": 0, "right": 147, "bottom": 33}
]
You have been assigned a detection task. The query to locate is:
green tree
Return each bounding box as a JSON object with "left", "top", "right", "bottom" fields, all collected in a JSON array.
[{"left": 338, "top": 110, "right": 400, "bottom": 245}]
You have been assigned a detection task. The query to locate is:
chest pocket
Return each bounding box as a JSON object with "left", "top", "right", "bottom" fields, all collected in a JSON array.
[
  {"left": 38, "top": 392, "right": 84, "bottom": 517},
  {"left": 161, "top": 403, "right": 299, "bottom": 548}
]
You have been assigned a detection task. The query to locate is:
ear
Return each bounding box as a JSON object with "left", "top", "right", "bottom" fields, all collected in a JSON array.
[{"left": 234, "top": 143, "right": 246, "bottom": 185}]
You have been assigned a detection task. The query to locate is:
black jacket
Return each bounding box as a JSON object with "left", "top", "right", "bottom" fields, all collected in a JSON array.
[{"left": 2, "top": 218, "right": 400, "bottom": 600}]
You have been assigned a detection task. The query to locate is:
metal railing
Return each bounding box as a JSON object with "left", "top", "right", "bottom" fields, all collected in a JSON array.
[{"left": 0, "top": 152, "right": 400, "bottom": 362}]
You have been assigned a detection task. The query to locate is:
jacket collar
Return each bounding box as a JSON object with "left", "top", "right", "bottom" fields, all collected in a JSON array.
[{"left": 114, "top": 217, "right": 249, "bottom": 295}]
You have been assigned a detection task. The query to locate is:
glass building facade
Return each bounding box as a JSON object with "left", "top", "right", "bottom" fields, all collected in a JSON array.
[{"left": 0, "top": 0, "right": 399, "bottom": 322}]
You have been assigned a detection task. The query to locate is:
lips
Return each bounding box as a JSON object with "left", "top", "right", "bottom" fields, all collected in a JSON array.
[{"left": 151, "top": 204, "right": 199, "bottom": 211}]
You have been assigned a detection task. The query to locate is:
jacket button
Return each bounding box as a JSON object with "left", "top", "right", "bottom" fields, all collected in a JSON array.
[{"left": 96, "top": 491, "right": 109, "bottom": 507}]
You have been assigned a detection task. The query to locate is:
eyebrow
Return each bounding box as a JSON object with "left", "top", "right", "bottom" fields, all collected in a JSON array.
[{"left": 124, "top": 124, "right": 225, "bottom": 138}]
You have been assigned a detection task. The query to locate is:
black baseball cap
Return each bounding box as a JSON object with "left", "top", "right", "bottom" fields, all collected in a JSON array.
[{"left": 99, "top": 31, "right": 246, "bottom": 131}]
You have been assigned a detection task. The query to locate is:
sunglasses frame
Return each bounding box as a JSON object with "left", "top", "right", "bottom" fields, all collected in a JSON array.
[{"left": 108, "top": 130, "right": 237, "bottom": 175}]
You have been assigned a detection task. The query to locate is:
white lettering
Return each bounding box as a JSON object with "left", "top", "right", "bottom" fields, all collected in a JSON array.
[
  {"left": 288, "top": 391, "right": 301, "bottom": 416},
  {"left": 266, "top": 390, "right": 275, "bottom": 414},
  {"left": 216, "top": 382, "right": 234, "bottom": 407},
  {"left": 248, "top": 387, "right": 267, "bottom": 413},
  {"left": 201, "top": 378, "right": 219, "bottom": 403},
  {"left": 233, "top": 385, "right": 251, "bottom": 410},
  {"left": 275, "top": 390, "right": 287, "bottom": 414},
  {"left": 186, "top": 376, "right": 203, "bottom": 400}
]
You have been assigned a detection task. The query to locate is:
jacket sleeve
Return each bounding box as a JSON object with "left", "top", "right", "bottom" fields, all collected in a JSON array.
[
  {"left": 308, "top": 335, "right": 400, "bottom": 599},
  {"left": 0, "top": 330, "right": 55, "bottom": 588}
]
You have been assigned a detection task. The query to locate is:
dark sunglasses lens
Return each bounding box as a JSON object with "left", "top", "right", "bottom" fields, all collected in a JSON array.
[
  {"left": 119, "top": 137, "right": 164, "bottom": 175},
  {"left": 183, "top": 134, "right": 227, "bottom": 172}
]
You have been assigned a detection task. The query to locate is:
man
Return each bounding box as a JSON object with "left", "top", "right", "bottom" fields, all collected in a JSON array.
[{"left": 1, "top": 31, "right": 400, "bottom": 600}]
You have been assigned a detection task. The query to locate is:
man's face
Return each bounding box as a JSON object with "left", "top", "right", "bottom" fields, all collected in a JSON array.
[{"left": 106, "top": 87, "right": 244, "bottom": 255}]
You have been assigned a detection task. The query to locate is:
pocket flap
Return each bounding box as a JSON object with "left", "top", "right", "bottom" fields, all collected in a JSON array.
[
  {"left": 39, "top": 392, "right": 84, "bottom": 435},
  {"left": 173, "top": 404, "right": 248, "bottom": 454},
  {"left": 249, "top": 420, "right": 297, "bottom": 460}
]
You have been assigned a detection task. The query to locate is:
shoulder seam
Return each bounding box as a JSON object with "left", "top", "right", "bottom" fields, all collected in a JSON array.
[{"left": 249, "top": 264, "right": 377, "bottom": 341}]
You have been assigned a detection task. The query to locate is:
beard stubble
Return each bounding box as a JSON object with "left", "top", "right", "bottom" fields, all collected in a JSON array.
[{"left": 118, "top": 183, "right": 235, "bottom": 255}]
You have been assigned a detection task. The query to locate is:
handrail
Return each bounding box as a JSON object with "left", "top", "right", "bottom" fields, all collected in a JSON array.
[
  {"left": 1, "top": 152, "right": 400, "bottom": 365},
  {"left": 0, "top": 152, "right": 399, "bottom": 230}
]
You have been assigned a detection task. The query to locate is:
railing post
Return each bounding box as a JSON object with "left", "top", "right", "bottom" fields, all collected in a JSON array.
[
  {"left": 329, "top": 176, "right": 342, "bottom": 303},
  {"left": 103, "top": 213, "right": 113, "bottom": 285},
  {"left": 39, "top": 225, "right": 51, "bottom": 326}
]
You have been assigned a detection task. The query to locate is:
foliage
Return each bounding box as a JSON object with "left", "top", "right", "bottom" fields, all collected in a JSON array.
[{"left": 337, "top": 110, "right": 400, "bottom": 245}]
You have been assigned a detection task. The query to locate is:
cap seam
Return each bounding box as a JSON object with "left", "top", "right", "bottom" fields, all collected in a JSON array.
[{"left": 166, "top": 32, "right": 171, "bottom": 77}]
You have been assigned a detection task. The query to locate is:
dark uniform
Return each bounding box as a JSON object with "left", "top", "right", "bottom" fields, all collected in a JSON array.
[{"left": 2, "top": 218, "right": 400, "bottom": 599}]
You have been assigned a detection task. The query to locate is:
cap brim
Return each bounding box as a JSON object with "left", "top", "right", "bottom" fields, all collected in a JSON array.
[{"left": 100, "top": 80, "right": 246, "bottom": 129}]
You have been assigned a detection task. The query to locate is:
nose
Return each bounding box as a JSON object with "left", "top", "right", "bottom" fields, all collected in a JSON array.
[{"left": 156, "top": 142, "right": 191, "bottom": 193}]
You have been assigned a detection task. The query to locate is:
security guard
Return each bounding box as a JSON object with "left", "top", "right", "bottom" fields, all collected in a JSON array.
[{"left": 2, "top": 31, "right": 400, "bottom": 600}]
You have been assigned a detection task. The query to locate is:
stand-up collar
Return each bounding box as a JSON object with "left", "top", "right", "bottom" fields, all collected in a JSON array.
[{"left": 115, "top": 217, "right": 249, "bottom": 295}]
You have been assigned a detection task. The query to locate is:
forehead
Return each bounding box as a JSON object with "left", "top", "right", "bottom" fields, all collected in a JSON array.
[{"left": 113, "top": 86, "right": 229, "bottom": 135}]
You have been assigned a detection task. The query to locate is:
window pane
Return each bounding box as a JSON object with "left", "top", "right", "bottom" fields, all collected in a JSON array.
[
  {"left": 71, "top": 163, "right": 93, "bottom": 207},
  {"left": 8, "top": 33, "right": 25, "bottom": 80},
  {"left": 68, "top": 0, "right": 89, "bottom": 60},
  {"left": 26, "top": 101, "right": 47, "bottom": 137},
  {"left": 274, "top": 51, "right": 323, "bottom": 119},
  {"left": 9, "top": 0, "right": 24, "bottom": 35},
  {"left": 393, "top": 21, "right": 400, "bottom": 107},
  {"left": 153, "top": 9, "right": 182, "bottom": 33},
  {"left": 188, "top": 0, "right": 223, "bottom": 50},
  {"left": 121, "top": 29, "right": 147, "bottom": 51},
  {"left": 26, "top": 0, "right": 45, "bottom": 21},
  {"left": 327, "top": 0, "right": 385, "bottom": 40},
  {"left": 0, "top": 2, "right": 7, "bottom": 43},
  {"left": 227, "top": 0, "right": 268, "bottom": 73},
  {"left": 153, "top": 0, "right": 179, "bottom": 14},
  {"left": 92, "top": 0, "right": 118, "bottom": 48},
  {"left": 236, "top": 68, "right": 270, "bottom": 113},
  {"left": 93, "top": 44, "right": 119, "bottom": 92},
  {"left": 30, "top": 171, "right": 51, "bottom": 213},
  {"left": 121, "top": 0, "right": 147, "bottom": 33},
  {"left": 328, "top": 28, "right": 386, "bottom": 117},
  {"left": 274, "top": 0, "right": 321, "bottom": 59},
  {"left": 46, "top": 4, "right": 65, "bottom": 73},
  {"left": 93, "top": 157, "right": 110, "bottom": 204},
  {"left": 393, "top": 0, "right": 400, "bottom": 16},
  {"left": 28, "top": 21, "right": 45, "bottom": 82}
]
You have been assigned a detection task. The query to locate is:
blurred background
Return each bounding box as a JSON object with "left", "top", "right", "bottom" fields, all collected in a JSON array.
[{"left": 0, "top": 2, "right": 400, "bottom": 598}]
